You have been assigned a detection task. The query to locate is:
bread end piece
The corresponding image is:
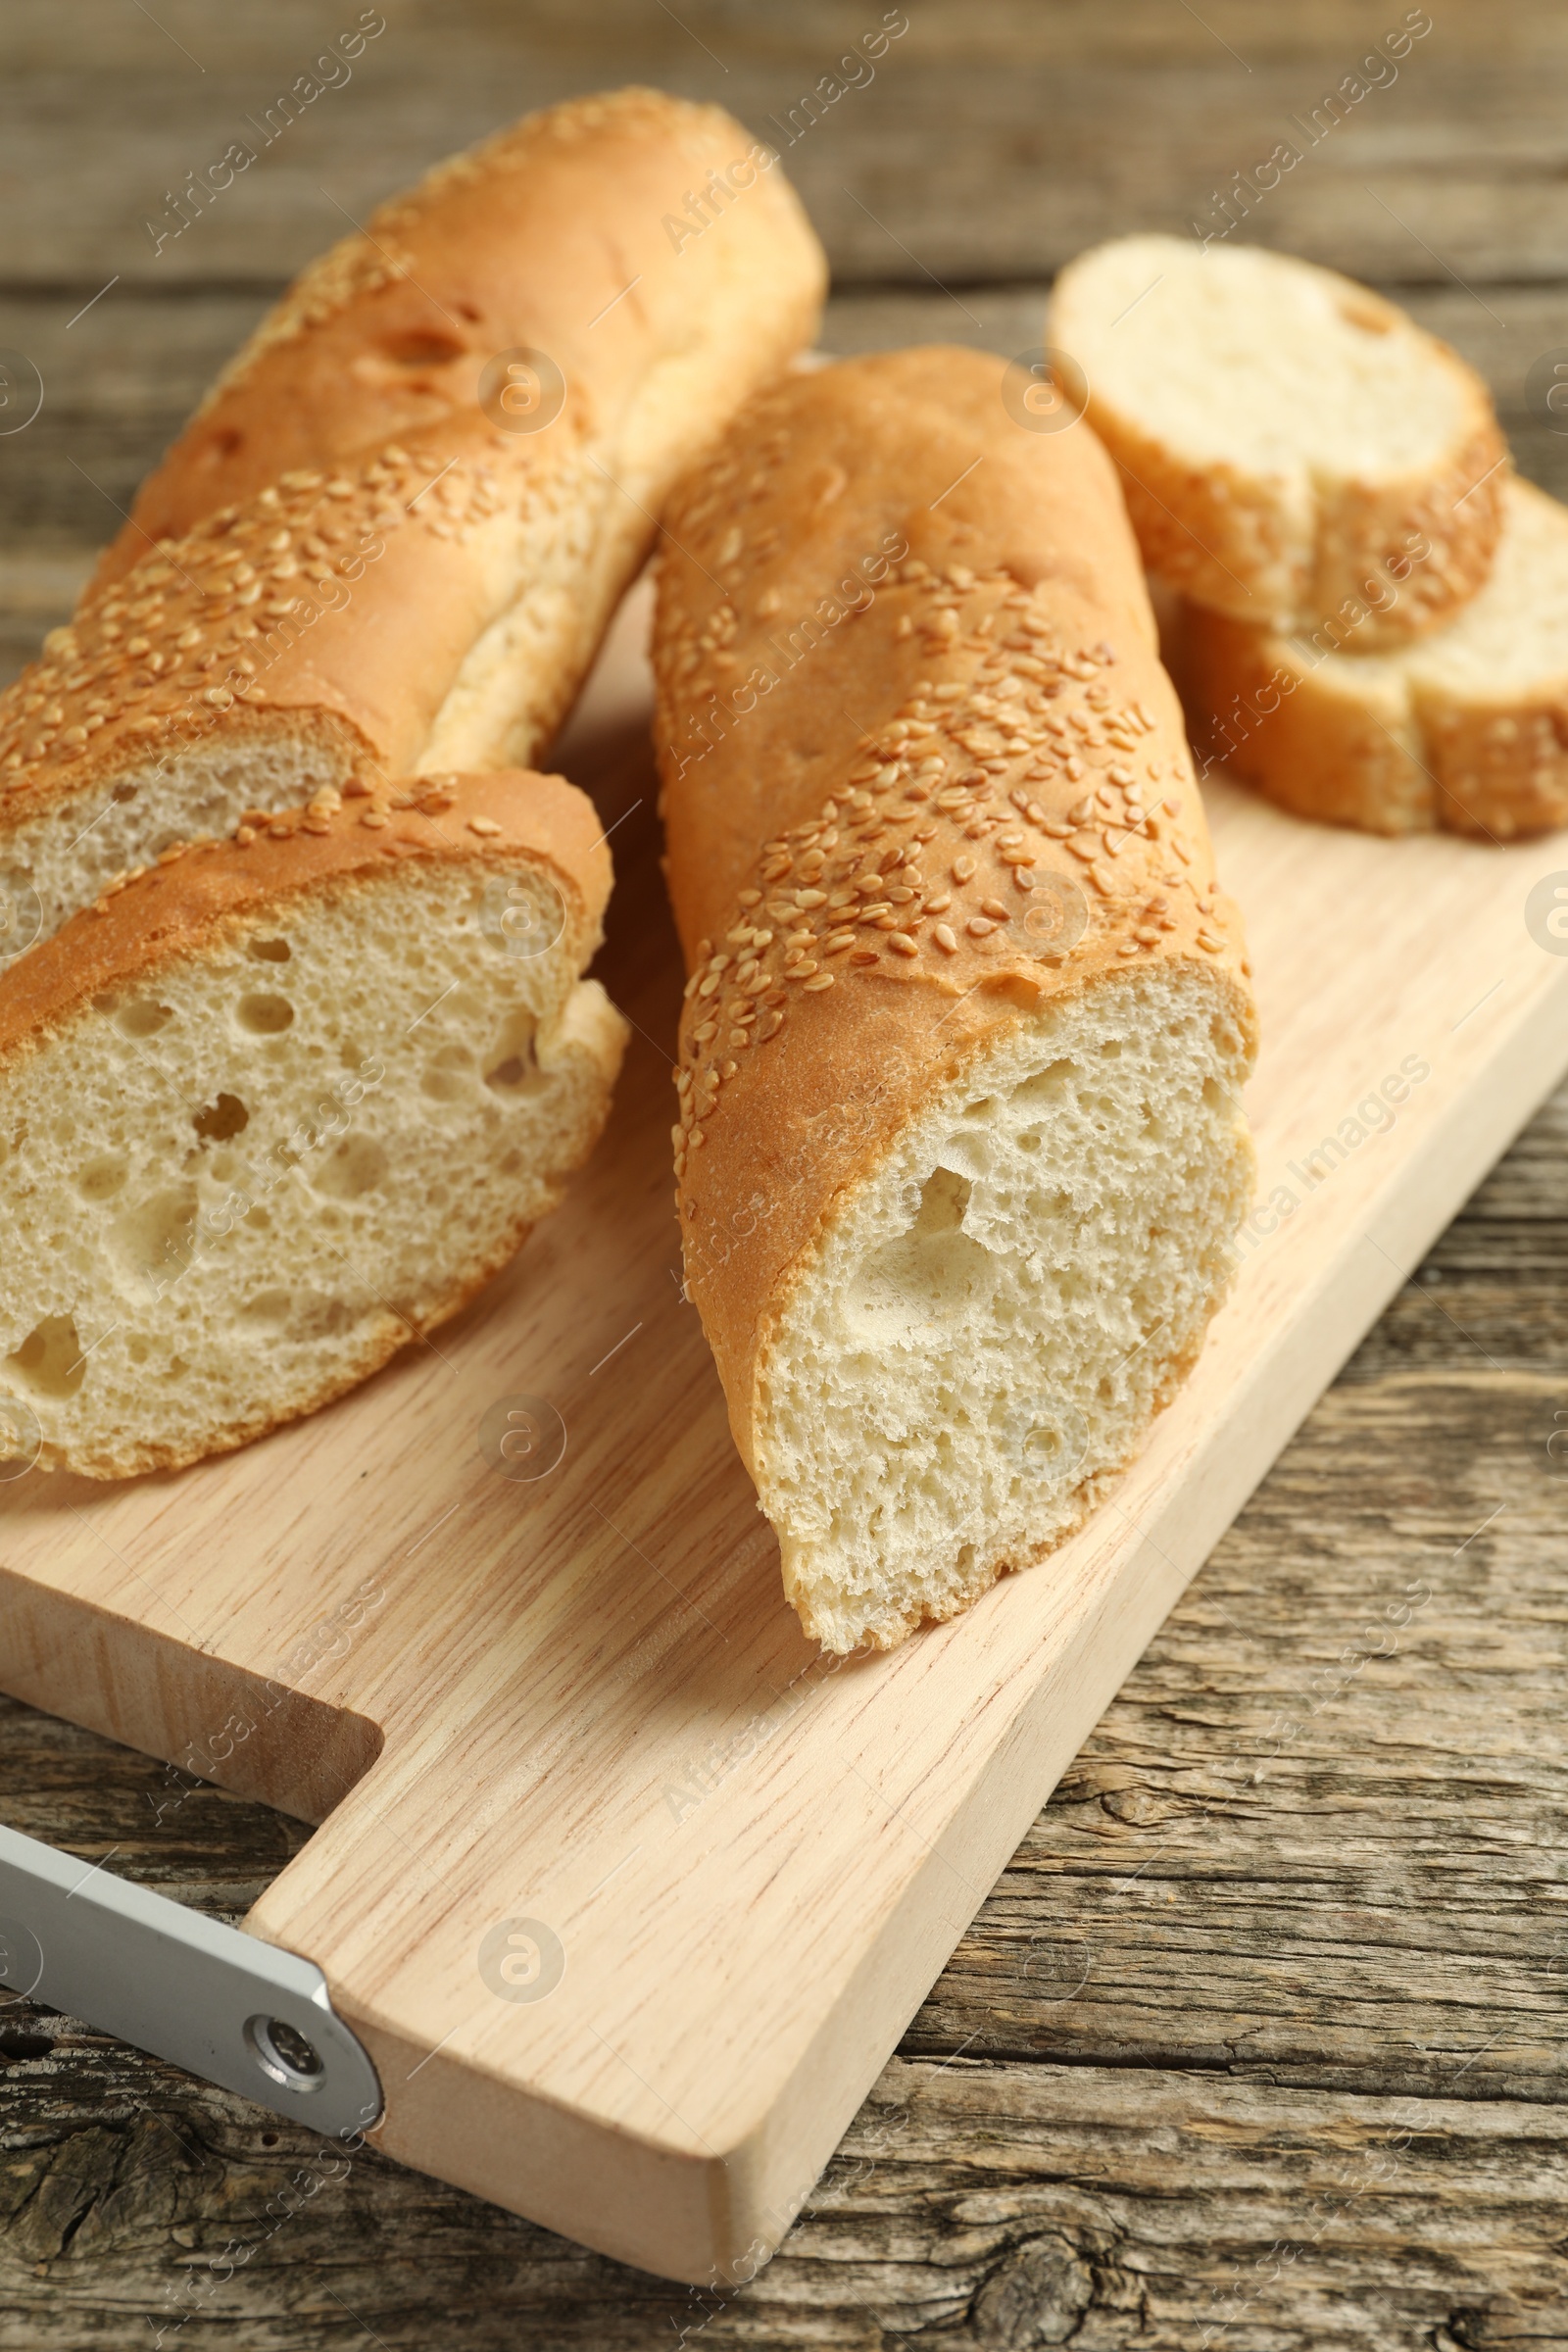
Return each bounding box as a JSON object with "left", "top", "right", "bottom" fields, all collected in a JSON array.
[{"left": 0, "top": 772, "right": 626, "bottom": 1478}]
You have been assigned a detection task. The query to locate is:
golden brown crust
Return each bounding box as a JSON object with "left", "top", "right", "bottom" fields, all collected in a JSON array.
[
  {"left": 1428, "top": 694, "right": 1568, "bottom": 839},
  {"left": 90, "top": 87, "right": 824, "bottom": 587},
  {"left": 653, "top": 348, "right": 1257, "bottom": 1465},
  {"left": 0, "top": 415, "right": 580, "bottom": 827},
  {"left": 1311, "top": 407, "right": 1505, "bottom": 641},
  {"left": 1175, "top": 576, "right": 1568, "bottom": 842},
  {"left": 1173, "top": 602, "right": 1435, "bottom": 836},
  {"left": 0, "top": 767, "right": 612, "bottom": 1066}
]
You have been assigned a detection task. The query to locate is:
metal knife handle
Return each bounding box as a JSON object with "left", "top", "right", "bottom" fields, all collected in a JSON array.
[{"left": 0, "top": 1821, "right": 382, "bottom": 2137}]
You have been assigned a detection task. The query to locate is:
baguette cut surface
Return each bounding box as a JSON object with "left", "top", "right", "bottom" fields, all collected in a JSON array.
[
  {"left": 0, "top": 773, "right": 625, "bottom": 1478},
  {"left": 1049, "top": 234, "right": 1505, "bottom": 646},
  {"left": 654, "top": 348, "right": 1258, "bottom": 1651}
]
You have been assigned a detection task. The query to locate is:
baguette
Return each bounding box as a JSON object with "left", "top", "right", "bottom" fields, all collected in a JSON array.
[
  {"left": 1048, "top": 235, "right": 1505, "bottom": 647},
  {"left": 0, "top": 771, "right": 625, "bottom": 1478},
  {"left": 1171, "top": 477, "right": 1568, "bottom": 839},
  {"left": 0, "top": 88, "right": 825, "bottom": 955},
  {"left": 653, "top": 348, "right": 1258, "bottom": 1653}
]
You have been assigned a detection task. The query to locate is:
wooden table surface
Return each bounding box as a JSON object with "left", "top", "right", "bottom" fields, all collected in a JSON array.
[{"left": 2, "top": 4, "right": 1567, "bottom": 2343}]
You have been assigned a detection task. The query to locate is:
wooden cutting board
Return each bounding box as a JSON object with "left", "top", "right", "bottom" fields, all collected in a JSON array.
[{"left": 2, "top": 580, "right": 1567, "bottom": 2285}]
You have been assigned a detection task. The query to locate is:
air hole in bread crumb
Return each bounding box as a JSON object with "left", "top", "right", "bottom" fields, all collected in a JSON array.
[
  {"left": 235, "top": 993, "right": 294, "bottom": 1036},
  {"left": 7, "top": 1314, "right": 86, "bottom": 1400},
  {"left": 240, "top": 1290, "right": 358, "bottom": 1340},
  {"left": 310, "top": 1135, "right": 388, "bottom": 1201},
  {"left": 118, "top": 1001, "right": 174, "bottom": 1039},
  {"left": 75, "top": 1155, "right": 128, "bottom": 1201},
  {"left": 846, "top": 1165, "right": 994, "bottom": 1344},
  {"left": 112, "top": 1187, "right": 196, "bottom": 1289},
  {"left": 915, "top": 1167, "right": 973, "bottom": 1235},
  {"left": 248, "top": 936, "right": 291, "bottom": 963},
  {"left": 241, "top": 1291, "right": 293, "bottom": 1323},
  {"left": 1012, "top": 1059, "right": 1076, "bottom": 1104},
  {"left": 193, "top": 1093, "right": 249, "bottom": 1143},
  {"left": 484, "top": 1010, "right": 541, "bottom": 1096}
]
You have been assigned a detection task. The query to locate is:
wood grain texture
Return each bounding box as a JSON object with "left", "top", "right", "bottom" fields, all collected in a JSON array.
[
  {"left": 2, "top": 1, "right": 1568, "bottom": 2340},
  {"left": 2, "top": 577, "right": 1568, "bottom": 2293},
  {"left": 3, "top": 1206, "right": 1568, "bottom": 2344},
  {"left": 2, "top": 0, "right": 1566, "bottom": 288}
]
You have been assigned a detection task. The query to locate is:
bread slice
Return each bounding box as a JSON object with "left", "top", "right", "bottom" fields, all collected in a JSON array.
[
  {"left": 1049, "top": 234, "right": 1505, "bottom": 647},
  {"left": 1170, "top": 477, "right": 1568, "bottom": 839},
  {"left": 0, "top": 89, "right": 824, "bottom": 954},
  {"left": 0, "top": 772, "right": 625, "bottom": 1478},
  {"left": 654, "top": 348, "right": 1258, "bottom": 1652}
]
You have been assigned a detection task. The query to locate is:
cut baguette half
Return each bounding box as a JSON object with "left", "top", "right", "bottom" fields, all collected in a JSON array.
[
  {"left": 1049, "top": 234, "right": 1506, "bottom": 647},
  {"left": 0, "top": 771, "right": 626, "bottom": 1478},
  {"left": 654, "top": 348, "right": 1258, "bottom": 1652},
  {"left": 0, "top": 89, "right": 824, "bottom": 953},
  {"left": 1171, "top": 477, "right": 1568, "bottom": 839}
]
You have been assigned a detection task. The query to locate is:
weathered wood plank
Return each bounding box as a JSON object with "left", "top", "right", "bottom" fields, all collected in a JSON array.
[
  {"left": 2, "top": 2004, "right": 1567, "bottom": 2347},
  {"left": 1, "top": 2, "right": 1565, "bottom": 289},
  {"left": 915, "top": 1376, "right": 1568, "bottom": 2109}
]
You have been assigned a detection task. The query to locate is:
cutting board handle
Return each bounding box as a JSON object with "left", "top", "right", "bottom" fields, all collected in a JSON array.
[{"left": 0, "top": 1820, "right": 381, "bottom": 2138}]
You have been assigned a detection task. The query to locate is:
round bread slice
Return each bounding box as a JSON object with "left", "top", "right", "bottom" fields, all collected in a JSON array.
[
  {"left": 1049, "top": 234, "right": 1506, "bottom": 647},
  {"left": 1171, "top": 477, "right": 1568, "bottom": 839},
  {"left": 0, "top": 772, "right": 626, "bottom": 1478}
]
